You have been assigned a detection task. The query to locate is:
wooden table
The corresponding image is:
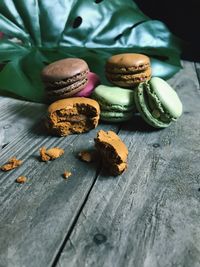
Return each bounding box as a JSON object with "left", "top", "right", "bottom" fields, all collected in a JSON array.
[{"left": 0, "top": 61, "right": 200, "bottom": 267}]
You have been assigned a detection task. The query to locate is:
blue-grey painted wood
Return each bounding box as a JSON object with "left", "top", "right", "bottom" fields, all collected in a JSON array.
[
  {"left": 56, "top": 61, "right": 200, "bottom": 267},
  {"left": 0, "top": 96, "right": 118, "bottom": 266},
  {"left": 0, "top": 97, "right": 46, "bottom": 150},
  {"left": 1, "top": 61, "right": 200, "bottom": 267}
]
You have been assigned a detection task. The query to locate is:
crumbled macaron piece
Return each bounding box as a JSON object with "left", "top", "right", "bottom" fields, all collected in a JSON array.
[
  {"left": 40, "top": 147, "right": 64, "bottom": 161},
  {"left": 16, "top": 176, "right": 27, "bottom": 183},
  {"left": 1, "top": 157, "right": 23, "bottom": 171},
  {"left": 94, "top": 130, "right": 128, "bottom": 176},
  {"left": 78, "top": 151, "right": 93, "bottom": 162},
  {"left": 63, "top": 171, "right": 72, "bottom": 179}
]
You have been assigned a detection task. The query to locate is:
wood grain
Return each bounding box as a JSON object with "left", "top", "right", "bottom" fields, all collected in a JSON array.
[
  {"left": 0, "top": 101, "right": 118, "bottom": 267},
  {"left": 0, "top": 97, "right": 46, "bottom": 150},
  {"left": 56, "top": 62, "right": 200, "bottom": 267},
  {"left": 1, "top": 61, "right": 200, "bottom": 267}
]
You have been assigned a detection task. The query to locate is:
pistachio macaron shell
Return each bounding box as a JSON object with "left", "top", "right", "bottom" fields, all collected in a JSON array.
[
  {"left": 92, "top": 85, "right": 135, "bottom": 111},
  {"left": 134, "top": 77, "right": 183, "bottom": 128},
  {"left": 150, "top": 77, "right": 183, "bottom": 119}
]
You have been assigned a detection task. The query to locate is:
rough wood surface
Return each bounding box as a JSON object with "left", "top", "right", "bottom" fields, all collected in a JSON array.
[
  {"left": 0, "top": 118, "right": 118, "bottom": 267},
  {"left": 0, "top": 97, "right": 46, "bottom": 150},
  {"left": 56, "top": 61, "right": 200, "bottom": 267},
  {"left": 0, "top": 61, "right": 200, "bottom": 267}
]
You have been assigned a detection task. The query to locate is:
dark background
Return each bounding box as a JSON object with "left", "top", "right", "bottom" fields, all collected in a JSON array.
[{"left": 134, "top": 0, "right": 200, "bottom": 61}]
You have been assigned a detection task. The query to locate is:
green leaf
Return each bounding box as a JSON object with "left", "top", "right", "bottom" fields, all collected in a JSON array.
[{"left": 0, "top": 0, "right": 183, "bottom": 103}]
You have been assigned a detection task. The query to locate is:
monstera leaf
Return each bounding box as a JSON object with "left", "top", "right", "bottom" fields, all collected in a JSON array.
[{"left": 0, "top": 0, "right": 183, "bottom": 102}]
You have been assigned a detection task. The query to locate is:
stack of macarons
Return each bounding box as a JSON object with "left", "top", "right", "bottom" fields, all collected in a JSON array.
[{"left": 41, "top": 58, "right": 100, "bottom": 103}]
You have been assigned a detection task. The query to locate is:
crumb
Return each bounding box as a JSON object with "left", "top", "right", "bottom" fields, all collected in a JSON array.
[
  {"left": 40, "top": 146, "right": 64, "bottom": 161},
  {"left": 16, "top": 176, "right": 27, "bottom": 183},
  {"left": 78, "top": 151, "right": 96, "bottom": 162},
  {"left": 63, "top": 171, "right": 72, "bottom": 179},
  {"left": 0, "top": 157, "right": 23, "bottom": 171}
]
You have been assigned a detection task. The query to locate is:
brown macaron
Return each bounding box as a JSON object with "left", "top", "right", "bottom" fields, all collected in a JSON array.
[
  {"left": 94, "top": 130, "right": 128, "bottom": 176},
  {"left": 46, "top": 97, "right": 100, "bottom": 136},
  {"left": 41, "top": 58, "right": 89, "bottom": 102},
  {"left": 105, "top": 53, "right": 151, "bottom": 88}
]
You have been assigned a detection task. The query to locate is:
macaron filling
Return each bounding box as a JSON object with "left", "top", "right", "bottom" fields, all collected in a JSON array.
[
  {"left": 44, "top": 70, "right": 89, "bottom": 89},
  {"left": 47, "top": 78, "right": 88, "bottom": 96}
]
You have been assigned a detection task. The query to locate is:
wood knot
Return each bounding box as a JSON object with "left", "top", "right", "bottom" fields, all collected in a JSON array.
[
  {"left": 153, "top": 143, "right": 160, "bottom": 148},
  {"left": 93, "top": 233, "right": 107, "bottom": 245}
]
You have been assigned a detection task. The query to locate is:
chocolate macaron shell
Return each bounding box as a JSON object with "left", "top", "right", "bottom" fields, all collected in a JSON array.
[
  {"left": 41, "top": 58, "right": 89, "bottom": 82},
  {"left": 44, "top": 71, "right": 89, "bottom": 90},
  {"left": 41, "top": 58, "right": 90, "bottom": 101},
  {"left": 46, "top": 78, "right": 88, "bottom": 101}
]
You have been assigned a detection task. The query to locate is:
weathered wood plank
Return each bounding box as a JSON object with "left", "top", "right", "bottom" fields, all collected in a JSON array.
[
  {"left": 0, "top": 96, "right": 46, "bottom": 150},
  {"left": 57, "top": 61, "right": 200, "bottom": 267},
  {"left": 0, "top": 104, "right": 119, "bottom": 267}
]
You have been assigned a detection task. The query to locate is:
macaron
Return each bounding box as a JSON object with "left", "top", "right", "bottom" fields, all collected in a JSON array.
[
  {"left": 75, "top": 72, "right": 100, "bottom": 97},
  {"left": 134, "top": 77, "right": 183, "bottom": 128},
  {"left": 94, "top": 130, "right": 128, "bottom": 176},
  {"left": 41, "top": 58, "right": 89, "bottom": 102},
  {"left": 46, "top": 97, "right": 100, "bottom": 136},
  {"left": 105, "top": 53, "right": 151, "bottom": 88},
  {"left": 91, "top": 85, "right": 136, "bottom": 122}
]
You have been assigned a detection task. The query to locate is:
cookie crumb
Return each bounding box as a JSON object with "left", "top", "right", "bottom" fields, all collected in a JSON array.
[
  {"left": 1, "top": 157, "right": 23, "bottom": 171},
  {"left": 63, "top": 171, "right": 72, "bottom": 179},
  {"left": 78, "top": 151, "right": 95, "bottom": 162},
  {"left": 40, "top": 147, "right": 64, "bottom": 161},
  {"left": 16, "top": 176, "right": 27, "bottom": 183}
]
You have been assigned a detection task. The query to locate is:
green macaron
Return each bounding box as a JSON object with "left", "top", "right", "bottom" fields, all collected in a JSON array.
[
  {"left": 91, "top": 85, "right": 136, "bottom": 122},
  {"left": 134, "top": 77, "right": 183, "bottom": 128}
]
